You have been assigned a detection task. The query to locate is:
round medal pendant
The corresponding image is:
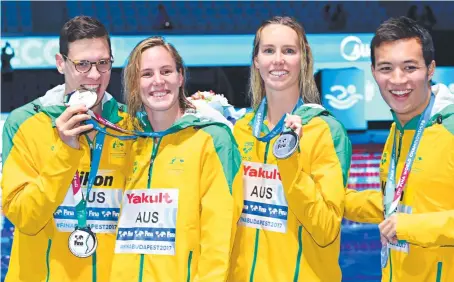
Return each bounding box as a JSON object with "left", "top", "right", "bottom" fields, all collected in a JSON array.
[
  {"left": 380, "top": 245, "right": 388, "bottom": 268},
  {"left": 273, "top": 130, "right": 299, "bottom": 159},
  {"left": 66, "top": 88, "right": 97, "bottom": 109},
  {"left": 68, "top": 227, "right": 98, "bottom": 258},
  {"left": 380, "top": 244, "right": 388, "bottom": 268}
]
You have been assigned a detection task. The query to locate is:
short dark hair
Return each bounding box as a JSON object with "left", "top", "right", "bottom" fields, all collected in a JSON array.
[
  {"left": 371, "top": 16, "right": 434, "bottom": 67},
  {"left": 59, "top": 15, "right": 112, "bottom": 58}
]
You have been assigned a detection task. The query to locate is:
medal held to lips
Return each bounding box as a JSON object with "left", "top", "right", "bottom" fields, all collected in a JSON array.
[
  {"left": 66, "top": 88, "right": 97, "bottom": 109},
  {"left": 273, "top": 130, "right": 299, "bottom": 159},
  {"left": 68, "top": 227, "right": 98, "bottom": 258}
]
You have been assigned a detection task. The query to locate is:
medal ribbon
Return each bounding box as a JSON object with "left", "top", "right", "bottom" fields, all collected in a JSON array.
[
  {"left": 66, "top": 89, "right": 180, "bottom": 139},
  {"left": 384, "top": 94, "right": 435, "bottom": 217},
  {"left": 252, "top": 97, "right": 303, "bottom": 142},
  {"left": 381, "top": 94, "right": 434, "bottom": 268},
  {"left": 85, "top": 109, "right": 188, "bottom": 139},
  {"left": 73, "top": 132, "right": 105, "bottom": 229}
]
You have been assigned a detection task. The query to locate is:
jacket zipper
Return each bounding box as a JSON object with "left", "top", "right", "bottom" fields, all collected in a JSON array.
[
  {"left": 389, "top": 129, "right": 403, "bottom": 282},
  {"left": 187, "top": 250, "right": 193, "bottom": 282},
  {"left": 436, "top": 262, "right": 443, "bottom": 282},
  {"left": 139, "top": 138, "right": 162, "bottom": 282},
  {"left": 396, "top": 130, "right": 403, "bottom": 162},
  {"left": 249, "top": 141, "right": 271, "bottom": 282},
  {"left": 85, "top": 134, "right": 98, "bottom": 282}
]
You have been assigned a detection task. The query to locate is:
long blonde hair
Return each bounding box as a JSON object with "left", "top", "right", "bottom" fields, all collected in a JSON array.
[
  {"left": 249, "top": 16, "right": 320, "bottom": 109},
  {"left": 122, "top": 36, "right": 194, "bottom": 129}
]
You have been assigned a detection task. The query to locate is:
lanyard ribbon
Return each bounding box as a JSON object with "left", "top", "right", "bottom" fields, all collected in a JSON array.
[
  {"left": 73, "top": 132, "right": 106, "bottom": 228},
  {"left": 252, "top": 97, "right": 304, "bottom": 141},
  {"left": 383, "top": 94, "right": 435, "bottom": 218},
  {"left": 85, "top": 110, "right": 180, "bottom": 139}
]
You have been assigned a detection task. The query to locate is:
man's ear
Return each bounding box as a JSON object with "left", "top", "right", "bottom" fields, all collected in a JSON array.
[
  {"left": 428, "top": 60, "right": 436, "bottom": 81},
  {"left": 371, "top": 63, "right": 376, "bottom": 81},
  {"left": 56, "top": 53, "right": 65, "bottom": 74}
]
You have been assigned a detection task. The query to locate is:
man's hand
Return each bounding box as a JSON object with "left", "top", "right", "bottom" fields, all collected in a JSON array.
[
  {"left": 379, "top": 214, "right": 398, "bottom": 245},
  {"left": 55, "top": 104, "right": 93, "bottom": 149}
]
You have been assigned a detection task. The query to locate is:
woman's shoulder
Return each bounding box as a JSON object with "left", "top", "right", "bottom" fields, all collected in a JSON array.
[{"left": 295, "top": 104, "right": 348, "bottom": 138}]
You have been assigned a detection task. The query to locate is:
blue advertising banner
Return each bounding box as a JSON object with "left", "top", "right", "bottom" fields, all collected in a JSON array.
[
  {"left": 0, "top": 34, "right": 396, "bottom": 122},
  {"left": 0, "top": 33, "right": 374, "bottom": 69}
]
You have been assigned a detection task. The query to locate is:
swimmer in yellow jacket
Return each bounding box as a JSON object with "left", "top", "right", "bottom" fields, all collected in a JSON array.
[
  {"left": 345, "top": 17, "right": 454, "bottom": 281},
  {"left": 229, "top": 16, "right": 352, "bottom": 282},
  {"left": 108, "top": 36, "right": 244, "bottom": 282},
  {"left": 2, "top": 16, "right": 133, "bottom": 282}
]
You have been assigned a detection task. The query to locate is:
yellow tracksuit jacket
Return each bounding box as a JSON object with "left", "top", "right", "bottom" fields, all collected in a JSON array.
[
  {"left": 1, "top": 85, "right": 132, "bottom": 282},
  {"left": 229, "top": 105, "right": 352, "bottom": 282},
  {"left": 345, "top": 83, "right": 454, "bottom": 281},
  {"left": 110, "top": 113, "right": 243, "bottom": 282}
]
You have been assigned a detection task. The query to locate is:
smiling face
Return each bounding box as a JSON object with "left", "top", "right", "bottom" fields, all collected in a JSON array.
[
  {"left": 254, "top": 24, "right": 301, "bottom": 94},
  {"left": 139, "top": 45, "right": 183, "bottom": 115},
  {"left": 56, "top": 37, "right": 112, "bottom": 109},
  {"left": 372, "top": 38, "right": 435, "bottom": 125}
]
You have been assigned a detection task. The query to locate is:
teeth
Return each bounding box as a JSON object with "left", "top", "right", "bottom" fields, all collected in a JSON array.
[
  {"left": 153, "top": 91, "right": 167, "bottom": 97},
  {"left": 391, "top": 90, "right": 411, "bottom": 96},
  {"left": 270, "top": 71, "right": 288, "bottom": 77},
  {"left": 82, "top": 85, "right": 100, "bottom": 91}
]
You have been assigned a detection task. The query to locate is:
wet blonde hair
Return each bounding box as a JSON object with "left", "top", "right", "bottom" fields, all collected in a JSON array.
[
  {"left": 123, "top": 36, "right": 193, "bottom": 129},
  {"left": 249, "top": 16, "right": 320, "bottom": 109}
]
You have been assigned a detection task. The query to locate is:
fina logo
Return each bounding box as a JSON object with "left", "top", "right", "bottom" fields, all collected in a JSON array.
[
  {"left": 340, "top": 36, "right": 371, "bottom": 62},
  {"left": 325, "top": 85, "right": 363, "bottom": 110}
]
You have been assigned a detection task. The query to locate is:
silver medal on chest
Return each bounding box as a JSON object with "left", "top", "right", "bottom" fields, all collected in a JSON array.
[{"left": 68, "top": 227, "right": 98, "bottom": 258}]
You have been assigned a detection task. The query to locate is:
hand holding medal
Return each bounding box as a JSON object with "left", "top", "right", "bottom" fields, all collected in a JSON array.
[
  {"left": 252, "top": 97, "right": 304, "bottom": 159},
  {"left": 284, "top": 114, "right": 303, "bottom": 137},
  {"left": 55, "top": 87, "right": 101, "bottom": 257},
  {"left": 65, "top": 87, "right": 98, "bottom": 109},
  {"left": 273, "top": 114, "right": 303, "bottom": 159},
  {"left": 56, "top": 88, "right": 98, "bottom": 149}
]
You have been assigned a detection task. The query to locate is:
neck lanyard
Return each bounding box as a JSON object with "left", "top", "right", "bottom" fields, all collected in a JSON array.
[
  {"left": 72, "top": 132, "right": 106, "bottom": 228},
  {"left": 383, "top": 94, "right": 435, "bottom": 217},
  {"left": 85, "top": 110, "right": 181, "bottom": 139},
  {"left": 251, "top": 97, "right": 304, "bottom": 142}
]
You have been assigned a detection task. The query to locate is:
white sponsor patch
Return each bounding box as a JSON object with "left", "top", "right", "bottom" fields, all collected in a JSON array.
[
  {"left": 115, "top": 189, "right": 179, "bottom": 255},
  {"left": 239, "top": 162, "right": 288, "bottom": 233},
  {"left": 54, "top": 188, "right": 122, "bottom": 233}
]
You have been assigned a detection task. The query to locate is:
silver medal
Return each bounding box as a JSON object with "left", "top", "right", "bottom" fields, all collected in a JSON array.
[
  {"left": 68, "top": 227, "right": 98, "bottom": 258},
  {"left": 380, "top": 244, "right": 388, "bottom": 268},
  {"left": 273, "top": 131, "right": 299, "bottom": 159},
  {"left": 66, "top": 88, "right": 97, "bottom": 109}
]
